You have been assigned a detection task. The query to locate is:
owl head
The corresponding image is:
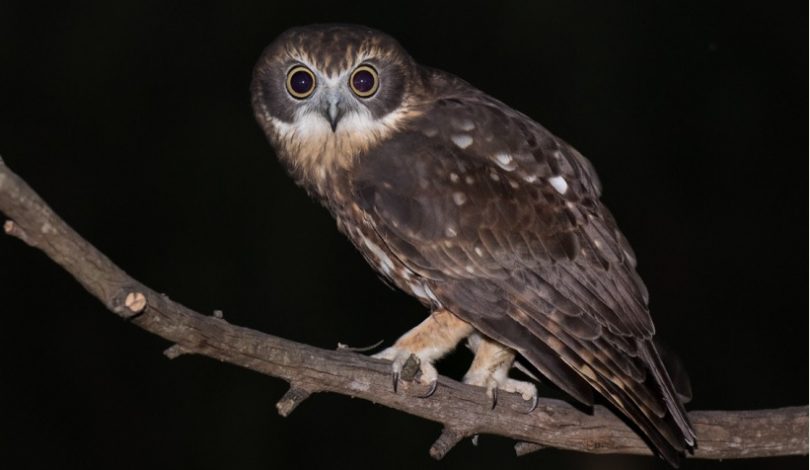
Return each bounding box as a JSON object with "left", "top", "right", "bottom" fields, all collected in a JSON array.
[{"left": 252, "top": 24, "right": 423, "bottom": 156}]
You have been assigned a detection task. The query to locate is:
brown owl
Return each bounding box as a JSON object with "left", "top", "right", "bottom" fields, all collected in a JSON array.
[{"left": 251, "top": 23, "right": 695, "bottom": 465}]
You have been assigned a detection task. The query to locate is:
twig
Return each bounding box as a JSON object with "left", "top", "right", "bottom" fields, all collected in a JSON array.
[
  {"left": 336, "top": 339, "right": 384, "bottom": 352},
  {"left": 0, "top": 158, "right": 806, "bottom": 461},
  {"left": 276, "top": 385, "right": 313, "bottom": 417},
  {"left": 430, "top": 427, "right": 470, "bottom": 459}
]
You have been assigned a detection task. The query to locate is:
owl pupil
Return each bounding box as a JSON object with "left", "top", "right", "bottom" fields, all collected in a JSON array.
[
  {"left": 290, "top": 71, "right": 313, "bottom": 94},
  {"left": 352, "top": 70, "right": 375, "bottom": 93}
]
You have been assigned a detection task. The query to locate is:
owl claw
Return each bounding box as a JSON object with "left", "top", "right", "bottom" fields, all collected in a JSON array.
[
  {"left": 465, "top": 374, "right": 538, "bottom": 412},
  {"left": 528, "top": 393, "right": 539, "bottom": 414},
  {"left": 420, "top": 379, "right": 439, "bottom": 398},
  {"left": 374, "top": 346, "right": 439, "bottom": 396}
]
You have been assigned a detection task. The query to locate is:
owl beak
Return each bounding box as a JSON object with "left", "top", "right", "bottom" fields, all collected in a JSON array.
[{"left": 324, "top": 97, "right": 344, "bottom": 132}]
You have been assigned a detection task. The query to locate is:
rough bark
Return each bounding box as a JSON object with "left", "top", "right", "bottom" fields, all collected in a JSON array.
[{"left": 0, "top": 158, "right": 806, "bottom": 461}]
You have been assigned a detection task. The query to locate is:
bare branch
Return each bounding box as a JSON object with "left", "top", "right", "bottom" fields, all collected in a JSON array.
[{"left": 0, "top": 159, "right": 806, "bottom": 461}]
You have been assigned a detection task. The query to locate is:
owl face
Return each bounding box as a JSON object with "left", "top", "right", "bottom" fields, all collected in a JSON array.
[
  {"left": 252, "top": 25, "right": 417, "bottom": 144},
  {"left": 280, "top": 61, "right": 385, "bottom": 133}
]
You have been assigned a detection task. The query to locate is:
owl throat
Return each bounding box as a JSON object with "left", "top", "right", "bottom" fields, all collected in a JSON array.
[{"left": 269, "top": 104, "right": 421, "bottom": 195}]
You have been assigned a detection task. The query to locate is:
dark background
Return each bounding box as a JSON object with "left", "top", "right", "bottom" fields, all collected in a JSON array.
[{"left": 0, "top": 2, "right": 806, "bottom": 469}]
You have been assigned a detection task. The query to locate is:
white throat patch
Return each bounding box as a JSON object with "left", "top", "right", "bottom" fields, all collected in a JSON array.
[{"left": 268, "top": 100, "right": 419, "bottom": 186}]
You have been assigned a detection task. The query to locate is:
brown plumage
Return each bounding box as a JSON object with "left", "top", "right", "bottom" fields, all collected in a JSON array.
[{"left": 251, "top": 24, "right": 696, "bottom": 465}]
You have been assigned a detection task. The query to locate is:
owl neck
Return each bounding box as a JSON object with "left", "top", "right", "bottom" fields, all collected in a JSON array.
[
  {"left": 276, "top": 144, "right": 356, "bottom": 212},
  {"left": 268, "top": 99, "right": 425, "bottom": 208}
]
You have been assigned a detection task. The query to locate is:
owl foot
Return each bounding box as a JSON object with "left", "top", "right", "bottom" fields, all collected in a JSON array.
[
  {"left": 372, "top": 309, "right": 474, "bottom": 398},
  {"left": 464, "top": 334, "right": 538, "bottom": 412},
  {"left": 373, "top": 346, "right": 439, "bottom": 397}
]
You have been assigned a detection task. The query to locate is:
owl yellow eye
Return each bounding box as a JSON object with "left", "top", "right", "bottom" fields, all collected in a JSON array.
[
  {"left": 349, "top": 65, "right": 379, "bottom": 97},
  {"left": 286, "top": 66, "right": 316, "bottom": 99}
]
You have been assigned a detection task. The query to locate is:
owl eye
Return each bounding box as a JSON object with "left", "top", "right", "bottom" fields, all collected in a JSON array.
[
  {"left": 286, "top": 66, "right": 316, "bottom": 99},
  {"left": 349, "top": 65, "right": 379, "bottom": 97}
]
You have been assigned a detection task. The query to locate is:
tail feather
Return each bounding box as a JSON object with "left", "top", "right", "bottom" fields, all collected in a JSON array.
[{"left": 640, "top": 340, "right": 697, "bottom": 446}]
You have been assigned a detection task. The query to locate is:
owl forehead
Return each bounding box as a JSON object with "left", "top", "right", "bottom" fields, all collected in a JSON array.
[
  {"left": 277, "top": 26, "right": 406, "bottom": 76},
  {"left": 286, "top": 45, "right": 373, "bottom": 78}
]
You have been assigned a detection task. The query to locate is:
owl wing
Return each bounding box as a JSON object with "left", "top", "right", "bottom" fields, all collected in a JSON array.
[{"left": 351, "top": 92, "right": 695, "bottom": 462}]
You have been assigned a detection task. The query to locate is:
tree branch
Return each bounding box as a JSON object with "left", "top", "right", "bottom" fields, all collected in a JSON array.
[{"left": 0, "top": 157, "right": 806, "bottom": 461}]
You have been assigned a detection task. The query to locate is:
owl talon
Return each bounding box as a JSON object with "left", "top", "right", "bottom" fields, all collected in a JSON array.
[
  {"left": 374, "top": 346, "right": 440, "bottom": 396},
  {"left": 420, "top": 379, "right": 439, "bottom": 398},
  {"left": 466, "top": 374, "right": 538, "bottom": 411},
  {"left": 528, "top": 393, "right": 539, "bottom": 413}
]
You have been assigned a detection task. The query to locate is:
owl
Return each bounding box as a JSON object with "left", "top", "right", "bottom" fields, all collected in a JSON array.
[{"left": 251, "top": 24, "right": 696, "bottom": 464}]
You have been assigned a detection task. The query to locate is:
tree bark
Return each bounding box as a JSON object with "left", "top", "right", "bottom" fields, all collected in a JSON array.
[{"left": 0, "top": 158, "right": 806, "bottom": 461}]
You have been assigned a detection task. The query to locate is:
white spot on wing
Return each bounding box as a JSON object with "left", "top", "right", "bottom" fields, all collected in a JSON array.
[
  {"left": 494, "top": 152, "right": 516, "bottom": 171},
  {"left": 452, "top": 192, "right": 467, "bottom": 205},
  {"left": 361, "top": 236, "right": 395, "bottom": 275},
  {"left": 409, "top": 281, "right": 441, "bottom": 303},
  {"left": 451, "top": 134, "right": 473, "bottom": 149},
  {"left": 424, "top": 285, "right": 439, "bottom": 303},
  {"left": 495, "top": 153, "right": 511, "bottom": 164},
  {"left": 409, "top": 282, "right": 428, "bottom": 299},
  {"left": 474, "top": 246, "right": 484, "bottom": 257},
  {"left": 450, "top": 172, "right": 459, "bottom": 183},
  {"left": 445, "top": 226, "right": 458, "bottom": 237},
  {"left": 623, "top": 248, "right": 636, "bottom": 264},
  {"left": 548, "top": 175, "right": 569, "bottom": 194},
  {"left": 453, "top": 118, "right": 476, "bottom": 131}
]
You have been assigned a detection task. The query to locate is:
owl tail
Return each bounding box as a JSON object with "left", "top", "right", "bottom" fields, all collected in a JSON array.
[{"left": 594, "top": 339, "right": 697, "bottom": 466}]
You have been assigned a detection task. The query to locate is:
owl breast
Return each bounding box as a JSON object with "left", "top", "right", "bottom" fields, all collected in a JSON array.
[{"left": 335, "top": 203, "right": 438, "bottom": 307}]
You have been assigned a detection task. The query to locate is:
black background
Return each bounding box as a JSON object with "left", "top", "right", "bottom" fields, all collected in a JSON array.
[{"left": 0, "top": 2, "right": 806, "bottom": 469}]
